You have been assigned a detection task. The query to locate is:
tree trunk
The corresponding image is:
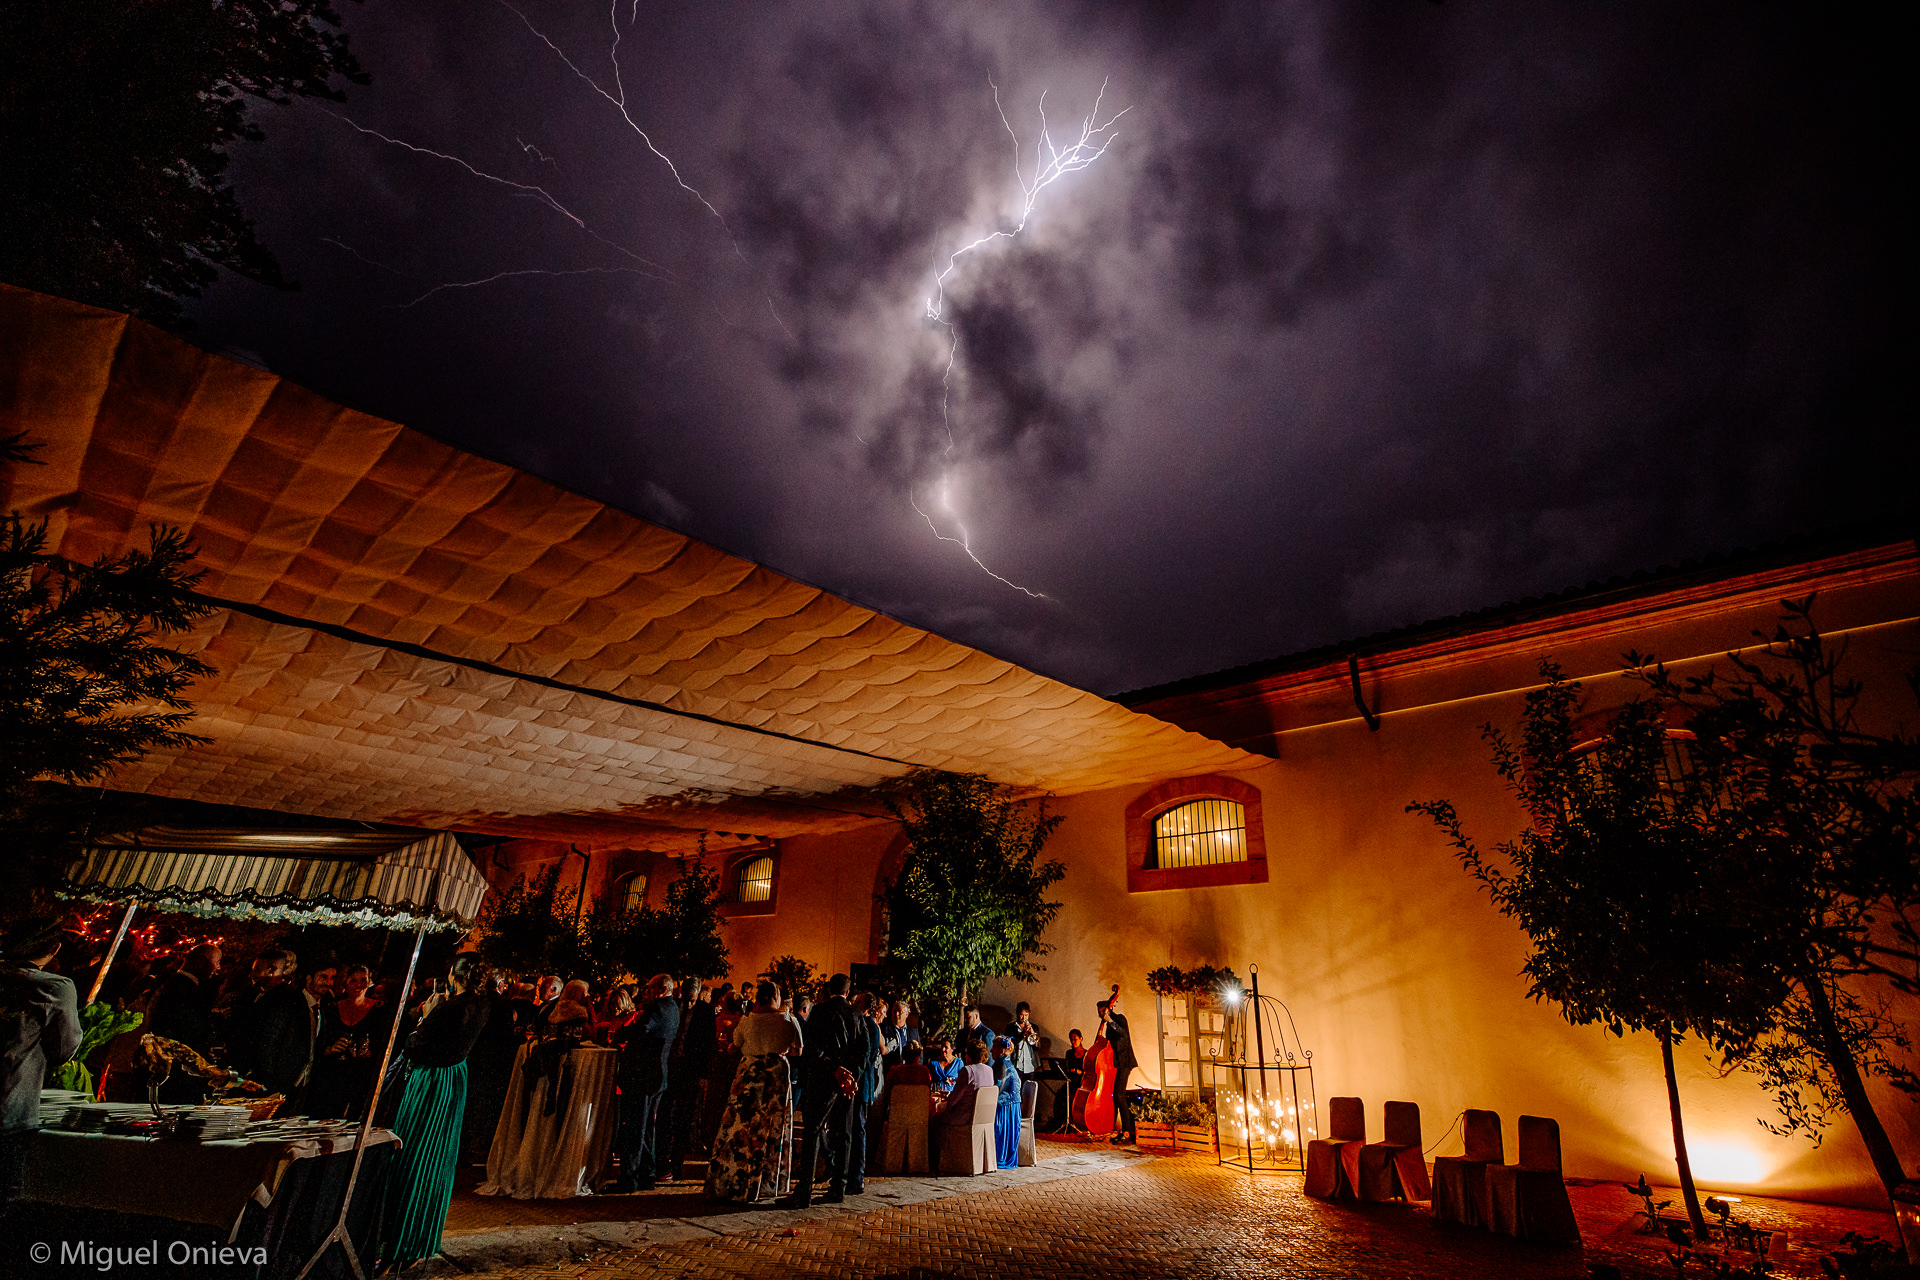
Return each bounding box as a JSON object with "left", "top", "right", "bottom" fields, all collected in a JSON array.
[
  {"left": 1661, "top": 1025, "right": 1708, "bottom": 1240},
  {"left": 1802, "top": 973, "right": 1915, "bottom": 1261}
]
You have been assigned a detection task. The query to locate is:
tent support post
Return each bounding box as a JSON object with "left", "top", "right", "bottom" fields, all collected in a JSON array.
[
  {"left": 84, "top": 902, "right": 138, "bottom": 1008},
  {"left": 297, "top": 919, "right": 430, "bottom": 1280}
]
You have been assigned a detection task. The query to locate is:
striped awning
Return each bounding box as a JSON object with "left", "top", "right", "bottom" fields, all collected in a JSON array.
[{"left": 62, "top": 827, "right": 490, "bottom": 932}]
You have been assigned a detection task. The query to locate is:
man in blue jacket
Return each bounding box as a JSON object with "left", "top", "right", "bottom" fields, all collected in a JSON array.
[
  {"left": 2, "top": 916, "right": 82, "bottom": 1213},
  {"left": 614, "top": 973, "right": 680, "bottom": 1192}
]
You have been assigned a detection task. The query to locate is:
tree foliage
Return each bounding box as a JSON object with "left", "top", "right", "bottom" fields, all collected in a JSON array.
[
  {"left": 2, "top": 442, "right": 216, "bottom": 909},
  {"left": 1409, "top": 661, "right": 1802, "bottom": 1236},
  {"left": 1627, "top": 598, "right": 1918, "bottom": 1225},
  {"left": 758, "top": 954, "right": 819, "bottom": 1006},
  {"left": 876, "top": 769, "right": 1066, "bottom": 1037},
  {"left": 0, "top": 0, "right": 367, "bottom": 325},
  {"left": 1409, "top": 665, "right": 1797, "bottom": 1048},
  {"left": 474, "top": 853, "right": 729, "bottom": 989}
]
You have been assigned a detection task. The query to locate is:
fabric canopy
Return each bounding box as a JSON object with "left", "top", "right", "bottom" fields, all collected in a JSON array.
[
  {"left": 62, "top": 827, "right": 490, "bottom": 932},
  {"left": 0, "top": 285, "right": 1266, "bottom": 849}
]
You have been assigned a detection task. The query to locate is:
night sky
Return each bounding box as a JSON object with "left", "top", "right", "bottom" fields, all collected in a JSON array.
[{"left": 190, "top": 2, "right": 1907, "bottom": 696}]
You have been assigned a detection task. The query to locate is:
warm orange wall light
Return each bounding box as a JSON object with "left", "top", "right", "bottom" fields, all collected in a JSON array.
[{"left": 1685, "top": 1138, "right": 1772, "bottom": 1187}]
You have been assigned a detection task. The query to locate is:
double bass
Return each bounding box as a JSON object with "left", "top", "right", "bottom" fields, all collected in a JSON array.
[{"left": 1069, "top": 984, "right": 1120, "bottom": 1135}]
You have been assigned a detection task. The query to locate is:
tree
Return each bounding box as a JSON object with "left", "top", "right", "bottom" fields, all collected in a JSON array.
[
  {"left": 2, "top": 434, "right": 216, "bottom": 909},
  {"left": 876, "top": 769, "right": 1066, "bottom": 1038},
  {"left": 1409, "top": 664, "right": 1800, "bottom": 1239},
  {"left": 472, "top": 861, "right": 577, "bottom": 982},
  {"left": 0, "top": 0, "right": 366, "bottom": 326},
  {"left": 656, "top": 850, "right": 729, "bottom": 981},
  {"left": 759, "top": 955, "right": 819, "bottom": 1006},
  {"left": 474, "top": 852, "right": 730, "bottom": 988},
  {"left": 1630, "top": 599, "right": 1918, "bottom": 1258}
]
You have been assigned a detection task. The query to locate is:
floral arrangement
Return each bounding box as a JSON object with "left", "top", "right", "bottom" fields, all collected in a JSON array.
[
  {"left": 1132, "top": 1092, "right": 1216, "bottom": 1127},
  {"left": 1144, "top": 964, "right": 1242, "bottom": 1001}
]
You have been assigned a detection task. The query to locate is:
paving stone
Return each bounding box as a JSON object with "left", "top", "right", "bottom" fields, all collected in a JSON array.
[{"left": 435, "top": 1143, "right": 1900, "bottom": 1279}]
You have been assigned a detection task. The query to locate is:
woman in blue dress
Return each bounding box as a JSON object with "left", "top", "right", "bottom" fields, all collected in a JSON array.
[
  {"left": 991, "top": 1036, "right": 1021, "bottom": 1169},
  {"left": 927, "top": 1036, "right": 961, "bottom": 1095}
]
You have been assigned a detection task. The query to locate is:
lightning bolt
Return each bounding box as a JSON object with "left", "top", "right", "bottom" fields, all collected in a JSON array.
[
  {"left": 397, "top": 266, "right": 673, "bottom": 310},
  {"left": 326, "top": 112, "right": 676, "bottom": 282},
  {"left": 909, "top": 481, "right": 1047, "bottom": 599},
  {"left": 493, "top": 0, "right": 794, "bottom": 339},
  {"left": 910, "top": 78, "right": 1129, "bottom": 597}
]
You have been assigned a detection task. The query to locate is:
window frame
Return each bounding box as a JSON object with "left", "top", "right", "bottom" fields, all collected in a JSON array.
[
  {"left": 1125, "top": 775, "right": 1268, "bottom": 893},
  {"left": 719, "top": 846, "right": 780, "bottom": 917},
  {"left": 616, "top": 869, "right": 650, "bottom": 913}
]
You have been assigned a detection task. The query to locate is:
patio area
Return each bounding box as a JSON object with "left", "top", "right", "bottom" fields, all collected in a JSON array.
[{"left": 426, "top": 1140, "right": 1903, "bottom": 1278}]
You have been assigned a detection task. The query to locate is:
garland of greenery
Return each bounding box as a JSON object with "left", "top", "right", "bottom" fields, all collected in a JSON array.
[{"left": 1144, "top": 963, "right": 1242, "bottom": 999}]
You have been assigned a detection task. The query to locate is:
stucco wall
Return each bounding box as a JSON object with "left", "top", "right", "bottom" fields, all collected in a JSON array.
[
  {"left": 983, "top": 610, "right": 1919, "bottom": 1210},
  {"left": 471, "top": 563, "right": 1916, "bottom": 1209}
]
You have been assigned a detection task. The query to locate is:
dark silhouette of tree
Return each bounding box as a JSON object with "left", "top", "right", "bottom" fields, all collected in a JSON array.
[
  {"left": 0, "top": 0, "right": 366, "bottom": 326},
  {"left": 474, "top": 851, "right": 728, "bottom": 988},
  {"left": 1410, "top": 664, "right": 1799, "bottom": 1239},
  {"left": 2, "top": 432, "right": 215, "bottom": 910},
  {"left": 1630, "top": 599, "right": 1918, "bottom": 1260},
  {"left": 758, "top": 955, "right": 820, "bottom": 1006},
  {"left": 877, "top": 768, "right": 1065, "bottom": 1037}
]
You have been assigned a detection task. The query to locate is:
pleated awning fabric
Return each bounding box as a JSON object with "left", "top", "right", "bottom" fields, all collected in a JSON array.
[
  {"left": 63, "top": 827, "right": 490, "bottom": 932},
  {"left": 0, "top": 286, "right": 1267, "bottom": 848}
]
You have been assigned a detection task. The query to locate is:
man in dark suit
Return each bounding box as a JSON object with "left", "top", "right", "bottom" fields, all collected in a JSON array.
[
  {"left": 614, "top": 973, "right": 679, "bottom": 1192},
  {"left": 848, "top": 993, "right": 885, "bottom": 1192},
  {"left": 230, "top": 949, "right": 312, "bottom": 1105},
  {"left": 1, "top": 917, "right": 81, "bottom": 1212},
  {"left": 146, "top": 943, "right": 223, "bottom": 1102},
  {"left": 661, "top": 976, "right": 715, "bottom": 1181},
  {"left": 777, "top": 972, "right": 867, "bottom": 1208},
  {"left": 1099, "top": 991, "right": 1138, "bottom": 1144}
]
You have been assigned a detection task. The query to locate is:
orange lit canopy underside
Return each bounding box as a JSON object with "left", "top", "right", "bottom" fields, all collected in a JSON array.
[{"left": 0, "top": 286, "right": 1261, "bottom": 849}]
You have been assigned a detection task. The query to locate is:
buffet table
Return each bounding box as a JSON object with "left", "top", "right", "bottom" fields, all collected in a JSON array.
[
  {"left": 20, "top": 1098, "right": 398, "bottom": 1278},
  {"left": 478, "top": 1042, "right": 619, "bottom": 1198}
]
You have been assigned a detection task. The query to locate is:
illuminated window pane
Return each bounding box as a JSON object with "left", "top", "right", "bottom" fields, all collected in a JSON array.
[
  {"left": 735, "top": 855, "right": 775, "bottom": 903},
  {"left": 1151, "top": 799, "right": 1247, "bottom": 870},
  {"left": 621, "top": 872, "right": 649, "bottom": 912}
]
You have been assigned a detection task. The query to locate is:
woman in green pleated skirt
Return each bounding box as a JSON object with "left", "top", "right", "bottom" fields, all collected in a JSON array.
[{"left": 380, "top": 954, "right": 493, "bottom": 1269}]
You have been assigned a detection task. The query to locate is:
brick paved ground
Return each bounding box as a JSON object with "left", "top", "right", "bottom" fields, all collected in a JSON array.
[{"left": 435, "top": 1140, "right": 1901, "bottom": 1279}]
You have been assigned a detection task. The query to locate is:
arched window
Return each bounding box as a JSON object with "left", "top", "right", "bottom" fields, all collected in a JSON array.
[
  {"left": 619, "top": 871, "right": 649, "bottom": 912},
  {"left": 735, "top": 855, "right": 775, "bottom": 903},
  {"left": 1150, "top": 798, "right": 1248, "bottom": 870},
  {"left": 1125, "top": 775, "right": 1268, "bottom": 893}
]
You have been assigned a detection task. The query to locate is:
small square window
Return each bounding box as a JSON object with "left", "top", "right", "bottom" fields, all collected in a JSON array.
[{"left": 735, "top": 855, "right": 775, "bottom": 903}]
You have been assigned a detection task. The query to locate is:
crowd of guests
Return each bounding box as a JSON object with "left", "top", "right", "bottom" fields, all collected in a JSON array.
[{"left": 6, "top": 917, "right": 1133, "bottom": 1264}]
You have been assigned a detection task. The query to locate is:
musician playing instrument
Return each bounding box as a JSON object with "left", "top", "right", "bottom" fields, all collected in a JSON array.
[
  {"left": 1069, "top": 985, "right": 1120, "bottom": 1137},
  {"left": 1097, "top": 988, "right": 1139, "bottom": 1144}
]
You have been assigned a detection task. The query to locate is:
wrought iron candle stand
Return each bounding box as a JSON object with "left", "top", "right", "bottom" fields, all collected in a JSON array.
[{"left": 1211, "top": 963, "right": 1316, "bottom": 1174}]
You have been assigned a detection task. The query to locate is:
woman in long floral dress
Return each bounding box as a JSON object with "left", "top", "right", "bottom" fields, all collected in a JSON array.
[{"left": 705, "top": 981, "right": 802, "bottom": 1202}]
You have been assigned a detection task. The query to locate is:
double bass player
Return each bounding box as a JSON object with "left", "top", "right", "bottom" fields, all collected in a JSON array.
[{"left": 1096, "top": 987, "right": 1139, "bottom": 1144}]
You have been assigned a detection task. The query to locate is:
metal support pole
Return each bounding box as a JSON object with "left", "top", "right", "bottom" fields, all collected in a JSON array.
[
  {"left": 296, "top": 919, "right": 430, "bottom": 1280},
  {"left": 1250, "top": 965, "right": 1268, "bottom": 1115},
  {"left": 84, "top": 902, "right": 138, "bottom": 1008}
]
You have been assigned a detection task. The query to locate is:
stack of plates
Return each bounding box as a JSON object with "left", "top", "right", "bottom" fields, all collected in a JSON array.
[
  {"left": 60, "top": 1104, "right": 124, "bottom": 1132},
  {"left": 39, "top": 1090, "right": 94, "bottom": 1125},
  {"left": 169, "top": 1106, "right": 252, "bottom": 1140}
]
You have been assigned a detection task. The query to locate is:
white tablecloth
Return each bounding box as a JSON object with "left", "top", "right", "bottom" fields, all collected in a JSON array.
[{"left": 476, "top": 1043, "right": 618, "bottom": 1199}]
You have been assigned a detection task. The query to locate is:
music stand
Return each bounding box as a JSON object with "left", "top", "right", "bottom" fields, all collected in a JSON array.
[{"left": 1039, "top": 1056, "right": 1089, "bottom": 1136}]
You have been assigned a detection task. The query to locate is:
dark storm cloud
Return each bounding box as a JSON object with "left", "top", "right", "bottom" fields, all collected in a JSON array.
[{"left": 190, "top": 1, "right": 1906, "bottom": 695}]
